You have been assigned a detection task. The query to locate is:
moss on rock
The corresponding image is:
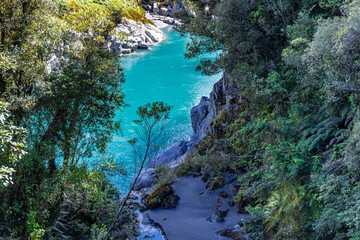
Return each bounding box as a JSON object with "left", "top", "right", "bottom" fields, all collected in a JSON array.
[{"left": 143, "top": 185, "right": 178, "bottom": 209}]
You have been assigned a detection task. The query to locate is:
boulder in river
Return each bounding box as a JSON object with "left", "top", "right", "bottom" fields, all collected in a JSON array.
[{"left": 138, "top": 43, "right": 149, "bottom": 49}]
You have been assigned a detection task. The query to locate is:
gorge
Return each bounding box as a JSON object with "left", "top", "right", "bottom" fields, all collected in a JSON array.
[
  {"left": 110, "top": 26, "right": 220, "bottom": 191},
  {"left": 2, "top": 0, "right": 360, "bottom": 239}
]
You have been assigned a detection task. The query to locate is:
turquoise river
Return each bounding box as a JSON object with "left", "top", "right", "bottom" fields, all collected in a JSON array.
[{"left": 108, "top": 27, "right": 220, "bottom": 191}]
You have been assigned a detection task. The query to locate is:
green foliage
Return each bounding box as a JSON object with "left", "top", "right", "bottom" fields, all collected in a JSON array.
[
  {"left": 152, "top": 164, "right": 176, "bottom": 190},
  {"left": 0, "top": 0, "right": 141, "bottom": 238},
  {"left": 130, "top": 102, "right": 173, "bottom": 165},
  {"left": 182, "top": 0, "right": 360, "bottom": 238},
  {"left": 0, "top": 101, "right": 26, "bottom": 187}
]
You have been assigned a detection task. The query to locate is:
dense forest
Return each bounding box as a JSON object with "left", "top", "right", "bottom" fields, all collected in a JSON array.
[
  {"left": 0, "top": 0, "right": 143, "bottom": 238},
  {"left": 1, "top": 0, "right": 360, "bottom": 239},
  {"left": 179, "top": 0, "right": 360, "bottom": 239}
]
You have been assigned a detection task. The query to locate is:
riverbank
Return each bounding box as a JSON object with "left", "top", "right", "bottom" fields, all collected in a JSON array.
[
  {"left": 118, "top": 7, "right": 249, "bottom": 239},
  {"left": 132, "top": 74, "right": 249, "bottom": 240},
  {"left": 108, "top": 12, "right": 182, "bottom": 56}
]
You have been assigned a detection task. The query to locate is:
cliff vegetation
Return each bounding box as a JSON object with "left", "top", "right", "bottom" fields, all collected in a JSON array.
[{"left": 179, "top": 0, "right": 360, "bottom": 239}]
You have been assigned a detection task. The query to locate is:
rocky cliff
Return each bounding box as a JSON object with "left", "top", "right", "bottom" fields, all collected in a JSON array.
[
  {"left": 191, "top": 74, "right": 243, "bottom": 144},
  {"left": 144, "top": 0, "right": 186, "bottom": 18},
  {"left": 134, "top": 74, "right": 243, "bottom": 189},
  {"left": 131, "top": 66, "right": 248, "bottom": 240},
  {"left": 107, "top": 18, "right": 165, "bottom": 55},
  {"left": 106, "top": 9, "right": 182, "bottom": 55}
]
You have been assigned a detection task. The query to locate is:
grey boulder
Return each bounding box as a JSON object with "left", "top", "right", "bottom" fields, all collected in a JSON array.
[
  {"left": 146, "top": 141, "right": 194, "bottom": 169},
  {"left": 133, "top": 168, "right": 156, "bottom": 191}
]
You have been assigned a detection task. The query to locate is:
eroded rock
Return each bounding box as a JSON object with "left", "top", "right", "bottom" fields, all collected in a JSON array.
[
  {"left": 161, "top": 194, "right": 179, "bottom": 209},
  {"left": 142, "top": 185, "right": 179, "bottom": 209},
  {"left": 146, "top": 141, "right": 194, "bottom": 169},
  {"left": 109, "top": 18, "right": 164, "bottom": 56},
  {"left": 211, "top": 199, "right": 229, "bottom": 223},
  {"left": 220, "top": 229, "right": 248, "bottom": 240},
  {"left": 206, "top": 175, "right": 225, "bottom": 190},
  {"left": 133, "top": 168, "right": 156, "bottom": 191}
]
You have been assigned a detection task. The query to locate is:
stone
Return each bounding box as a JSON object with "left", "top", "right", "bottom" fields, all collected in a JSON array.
[
  {"left": 161, "top": 194, "right": 179, "bottom": 209},
  {"left": 121, "top": 42, "right": 131, "bottom": 49},
  {"left": 145, "top": 30, "right": 162, "bottom": 42},
  {"left": 135, "top": 140, "right": 194, "bottom": 191},
  {"left": 227, "top": 200, "right": 235, "bottom": 207},
  {"left": 174, "top": 20, "right": 182, "bottom": 26},
  {"left": 164, "top": 18, "right": 175, "bottom": 25},
  {"left": 146, "top": 141, "right": 194, "bottom": 169},
  {"left": 153, "top": 2, "right": 160, "bottom": 14},
  {"left": 220, "top": 229, "right": 248, "bottom": 240},
  {"left": 138, "top": 43, "right": 149, "bottom": 49},
  {"left": 131, "top": 42, "right": 139, "bottom": 50},
  {"left": 236, "top": 196, "right": 251, "bottom": 214},
  {"left": 133, "top": 168, "right": 156, "bottom": 191},
  {"left": 230, "top": 184, "right": 241, "bottom": 196},
  {"left": 159, "top": 7, "right": 169, "bottom": 16},
  {"left": 218, "top": 190, "right": 229, "bottom": 199},
  {"left": 143, "top": 185, "right": 174, "bottom": 209},
  {"left": 211, "top": 199, "right": 229, "bottom": 223},
  {"left": 206, "top": 175, "right": 225, "bottom": 190},
  {"left": 120, "top": 48, "right": 132, "bottom": 55},
  {"left": 190, "top": 96, "right": 211, "bottom": 143},
  {"left": 143, "top": 234, "right": 155, "bottom": 239}
]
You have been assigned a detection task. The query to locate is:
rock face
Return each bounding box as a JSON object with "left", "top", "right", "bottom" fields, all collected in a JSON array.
[
  {"left": 190, "top": 96, "right": 211, "bottom": 143},
  {"left": 134, "top": 76, "right": 243, "bottom": 190},
  {"left": 107, "top": 18, "right": 165, "bottom": 56},
  {"left": 161, "top": 194, "right": 180, "bottom": 209},
  {"left": 146, "top": 141, "right": 194, "bottom": 169},
  {"left": 151, "top": 0, "right": 186, "bottom": 17},
  {"left": 134, "top": 141, "right": 194, "bottom": 190},
  {"left": 211, "top": 199, "right": 229, "bottom": 223},
  {"left": 191, "top": 76, "right": 243, "bottom": 144},
  {"left": 142, "top": 185, "right": 179, "bottom": 209},
  {"left": 134, "top": 169, "right": 157, "bottom": 191}
]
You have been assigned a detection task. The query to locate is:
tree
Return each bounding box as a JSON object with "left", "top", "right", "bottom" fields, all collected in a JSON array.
[
  {"left": 105, "top": 102, "right": 172, "bottom": 238},
  {"left": 23, "top": 0, "right": 126, "bottom": 174},
  {"left": 0, "top": 101, "right": 26, "bottom": 187}
]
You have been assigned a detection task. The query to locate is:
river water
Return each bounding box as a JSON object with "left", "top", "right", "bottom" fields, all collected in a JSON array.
[{"left": 108, "top": 27, "right": 220, "bottom": 192}]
